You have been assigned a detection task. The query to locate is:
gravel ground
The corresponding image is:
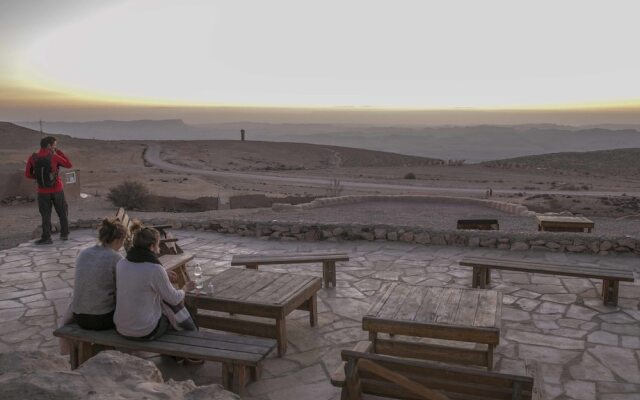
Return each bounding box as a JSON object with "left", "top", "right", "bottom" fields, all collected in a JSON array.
[{"left": 250, "top": 201, "right": 640, "bottom": 237}]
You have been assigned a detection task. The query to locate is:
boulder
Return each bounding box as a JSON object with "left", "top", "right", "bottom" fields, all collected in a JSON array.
[{"left": 0, "top": 351, "right": 238, "bottom": 400}]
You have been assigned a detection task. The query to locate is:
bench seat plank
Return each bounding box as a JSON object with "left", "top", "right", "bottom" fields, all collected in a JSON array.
[
  {"left": 460, "top": 257, "right": 634, "bottom": 281},
  {"left": 230, "top": 252, "right": 349, "bottom": 288},
  {"left": 231, "top": 253, "right": 349, "bottom": 265},
  {"left": 54, "top": 324, "right": 275, "bottom": 365}
]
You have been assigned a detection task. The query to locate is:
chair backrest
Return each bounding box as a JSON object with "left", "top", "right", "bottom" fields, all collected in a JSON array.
[{"left": 341, "top": 350, "right": 534, "bottom": 400}]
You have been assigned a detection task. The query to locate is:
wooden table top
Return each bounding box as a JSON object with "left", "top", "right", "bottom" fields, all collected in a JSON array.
[
  {"left": 186, "top": 268, "right": 321, "bottom": 308},
  {"left": 365, "top": 283, "right": 502, "bottom": 330},
  {"left": 536, "top": 215, "right": 594, "bottom": 226}
]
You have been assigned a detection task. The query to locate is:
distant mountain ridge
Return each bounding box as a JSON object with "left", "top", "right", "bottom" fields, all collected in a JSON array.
[{"left": 15, "top": 120, "right": 640, "bottom": 162}]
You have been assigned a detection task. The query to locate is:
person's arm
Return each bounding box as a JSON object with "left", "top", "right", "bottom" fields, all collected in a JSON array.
[
  {"left": 54, "top": 150, "right": 72, "bottom": 168},
  {"left": 151, "top": 265, "right": 185, "bottom": 306},
  {"left": 25, "top": 155, "right": 35, "bottom": 179}
]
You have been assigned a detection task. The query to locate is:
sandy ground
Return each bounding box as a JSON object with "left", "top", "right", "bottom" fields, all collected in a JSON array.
[{"left": 2, "top": 122, "right": 639, "bottom": 249}]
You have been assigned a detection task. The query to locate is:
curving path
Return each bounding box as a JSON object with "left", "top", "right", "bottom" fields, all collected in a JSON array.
[{"left": 145, "top": 144, "right": 639, "bottom": 197}]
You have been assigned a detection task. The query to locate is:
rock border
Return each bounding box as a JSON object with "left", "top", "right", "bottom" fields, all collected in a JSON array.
[{"left": 66, "top": 217, "right": 639, "bottom": 256}]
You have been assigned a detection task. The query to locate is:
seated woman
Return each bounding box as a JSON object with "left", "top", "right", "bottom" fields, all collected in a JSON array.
[
  {"left": 114, "top": 223, "right": 195, "bottom": 340},
  {"left": 71, "top": 218, "right": 127, "bottom": 330}
]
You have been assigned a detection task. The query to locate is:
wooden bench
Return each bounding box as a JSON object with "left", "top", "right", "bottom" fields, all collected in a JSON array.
[
  {"left": 160, "top": 253, "right": 194, "bottom": 288},
  {"left": 457, "top": 219, "right": 499, "bottom": 230},
  {"left": 331, "top": 344, "right": 537, "bottom": 400},
  {"left": 115, "top": 207, "right": 183, "bottom": 255},
  {"left": 54, "top": 324, "right": 276, "bottom": 396},
  {"left": 536, "top": 215, "right": 594, "bottom": 233},
  {"left": 230, "top": 252, "right": 349, "bottom": 287},
  {"left": 460, "top": 256, "right": 635, "bottom": 306}
]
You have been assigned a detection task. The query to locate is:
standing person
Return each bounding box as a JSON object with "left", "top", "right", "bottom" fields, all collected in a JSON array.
[
  {"left": 25, "top": 136, "right": 73, "bottom": 244},
  {"left": 71, "top": 218, "right": 127, "bottom": 330},
  {"left": 114, "top": 223, "right": 195, "bottom": 341}
]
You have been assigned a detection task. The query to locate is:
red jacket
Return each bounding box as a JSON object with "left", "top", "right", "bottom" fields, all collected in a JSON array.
[{"left": 25, "top": 149, "right": 73, "bottom": 194}]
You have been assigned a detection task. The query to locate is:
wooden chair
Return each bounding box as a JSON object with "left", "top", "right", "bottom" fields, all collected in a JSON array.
[{"left": 115, "top": 207, "right": 183, "bottom": 255}]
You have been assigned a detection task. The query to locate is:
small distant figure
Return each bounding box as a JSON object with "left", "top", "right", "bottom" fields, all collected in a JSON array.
[
  {"left": 489, "top": 188, "right": 493, "bottom": 197},
  {"left": 25, "top": 136, "right": 73, "bottom": 244},
  {"left": 240, "top": 129, "right": 245, "bottom": 141}
]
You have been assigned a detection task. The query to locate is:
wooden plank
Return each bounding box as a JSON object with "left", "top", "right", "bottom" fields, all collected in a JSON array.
[
  {"left": 231, "top": 253, "right": 349, "bottom": 265},
  {"left": 366, "top": 282, "right": 398, "bottom": 318},
  {"left": 377, "top": 284, "right": 413, "bottom": 320},
  {"left": 414, "top": 286, "right": 446, "bottom": 324},
  {"left": 435, "top": 288, "right": 464, "bottom": 325},
  {"left": 359, "top": 378, "right": 530, "bottom": 400},
  {"left": 363, "top": 317, "right": 500, "bottom": 345},
  {"left": 159, "top": 332, "right": 275, "bottom": 355},
  {"left": 196, "top": 314, "right": 278, "bottom": 339},
  {"left": 54, "top": 325, "right": 274, "bottom": 365},
  {"left": 163, "top": 327, "right": 276, "bottom": 347},
  {"left": 245, "top": 273, "right": 297, "bottom": 301},
  {"left": 358, "top": 358, "right": 452, "bottom": 400},
  {"left": 215, "top": 271, "right": 273, "bottom": 299},
  {"left": 375, "top": 339, "right": 488, "bottom": 367},
  {"left": 452, "top": 290, "right": 480, "bottom": 326},
  {"left": 395, "top": 285, "right": 427, "bottom": 322},
  {"left": 269, "top": 276, "right": 317, "bottom": 304},
  {"left": 473, "top": 290, "right": 500, "bottom": 329},
  {"left": 185, "top": 295, "right": 281, "bottom": 318}
]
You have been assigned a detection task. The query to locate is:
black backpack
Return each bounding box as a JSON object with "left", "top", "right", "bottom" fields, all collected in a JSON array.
[{"left": 31, "top": 153, "right": 58, "bottom": 188}]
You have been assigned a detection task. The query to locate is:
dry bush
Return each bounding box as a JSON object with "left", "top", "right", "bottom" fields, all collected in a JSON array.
[
  {"left": 404, "top": 172, "right": 416, "bottom": 179},
  {"left": 107, "top": 180, "right": 150, "bottom": 209}
]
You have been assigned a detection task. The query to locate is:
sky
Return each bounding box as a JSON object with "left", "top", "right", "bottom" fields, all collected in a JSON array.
[{"left": 1, "top": 0, "right": 640, "bottom": 125}]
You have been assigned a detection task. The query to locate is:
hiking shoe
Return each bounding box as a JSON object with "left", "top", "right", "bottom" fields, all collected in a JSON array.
[
  {"left": 35, "top": 238, "right": 53, "bottom": 245},
  {"left": 60, "top": 235, "right": 69, "bottom": 241}
]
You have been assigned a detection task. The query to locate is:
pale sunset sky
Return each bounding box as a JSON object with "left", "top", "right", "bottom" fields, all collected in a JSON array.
[{"left": 1, "top": 0, "right": 639, "bottom": 124}]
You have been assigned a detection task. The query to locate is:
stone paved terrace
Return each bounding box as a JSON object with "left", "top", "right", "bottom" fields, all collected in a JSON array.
[{"left": 1, "top": 230, "right": 639, "bottom": 400}]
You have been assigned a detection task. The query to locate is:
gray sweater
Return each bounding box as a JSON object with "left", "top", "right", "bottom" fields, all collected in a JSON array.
[
  {"left": 71, "top": 245, "right": 122, "bottom": 315},
  {"left": 114, "top": 259, "right": 184, "bottom": 337}
]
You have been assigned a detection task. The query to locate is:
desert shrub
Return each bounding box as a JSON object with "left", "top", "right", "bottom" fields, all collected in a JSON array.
[
  {"left": 404, "top": 172, "right": 416, "bottom": 179},
  {"left": 107, "top": 180, "right": 150, "bottom": 209}
]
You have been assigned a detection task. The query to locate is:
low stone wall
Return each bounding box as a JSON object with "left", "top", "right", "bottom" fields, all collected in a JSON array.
[
  {"left": 70, "top": 217, "right": 639, "bottom": 256},
  {"left": 273, "top": 194, "right": 532, "bottom": 216}
]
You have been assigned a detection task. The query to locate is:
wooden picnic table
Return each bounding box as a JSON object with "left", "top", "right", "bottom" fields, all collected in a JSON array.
[
  {"left": 363, "top": 283, "right": 502, "bottom": 370},
  {"left": 536, "top": 215, "right": 594, "bottom": 233},
  {"left": 185, "top": 268, "right": 322, "bottom": 357}
]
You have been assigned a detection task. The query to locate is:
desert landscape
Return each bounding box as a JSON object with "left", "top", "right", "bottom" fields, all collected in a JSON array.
[{"left": 2, "top": 121, "right": 640, "bottom": 250}]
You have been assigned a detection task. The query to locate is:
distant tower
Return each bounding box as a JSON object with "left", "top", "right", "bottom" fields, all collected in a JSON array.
[{"left": 240, "top": 129, "right": 245, "bottom": 141}]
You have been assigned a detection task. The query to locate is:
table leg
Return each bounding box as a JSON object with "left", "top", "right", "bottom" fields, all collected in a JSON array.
[
  {"left": 322, "top": 261, "right": 330, "bottom": 287},
  {"left": 222, "top": 363, "right": 231, "bottom": 390},
  {"left": 487, "top": 344, "right": 494, "bottom": 371},
  {"left": 485, "top": 268, "right": 491, "bottom": 286},
  {"left": 276, "top": 318, "right": 287, "bottom": 356},
  {"left": 369, "top": 331, "right": 378, "bottom": 352},
  {"left": 232, "top": 364, "right": 247, "bottom": 396},
  {"left": 308, "top": 294, "right": 318, "bottom": 327},
  {"left": 250, "top": 364, "right": 262, "bottom": 381},
  {"left": 602, "top": 279, "right": 619, "bottom": 306},
  {"left": 69, "top": 341, "right": 79, "bottom": 369},
  {"left": 479, "top": 268, "right": 488, "bottom": 289}
]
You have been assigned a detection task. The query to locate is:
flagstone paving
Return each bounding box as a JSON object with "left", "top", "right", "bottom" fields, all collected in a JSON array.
[{"left": 0, "top": 229, "right": 639, "bottom": 399}]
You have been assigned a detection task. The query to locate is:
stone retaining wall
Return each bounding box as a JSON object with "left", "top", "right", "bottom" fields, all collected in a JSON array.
[
  {"left": 273, "top": 195, "right": 532, "bottom": 216},
  {"left": 69, "top": 218, "right": 639, "bottom": 256}
]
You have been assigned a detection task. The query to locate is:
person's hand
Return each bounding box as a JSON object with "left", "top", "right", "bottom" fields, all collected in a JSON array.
[
  {"left": 183, "top": 281, "right": 196, "bottom": 292},
  {"left": 168, "top": 271, "right": 178, "bottom": 283}
]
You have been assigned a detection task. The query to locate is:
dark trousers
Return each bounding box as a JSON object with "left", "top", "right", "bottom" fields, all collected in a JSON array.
[
  {"left": 38, "top": 191, "right": 69, "bottom": 240},
  {"left": 74, "top": 311, "right": 115, "bottom": 331}
]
